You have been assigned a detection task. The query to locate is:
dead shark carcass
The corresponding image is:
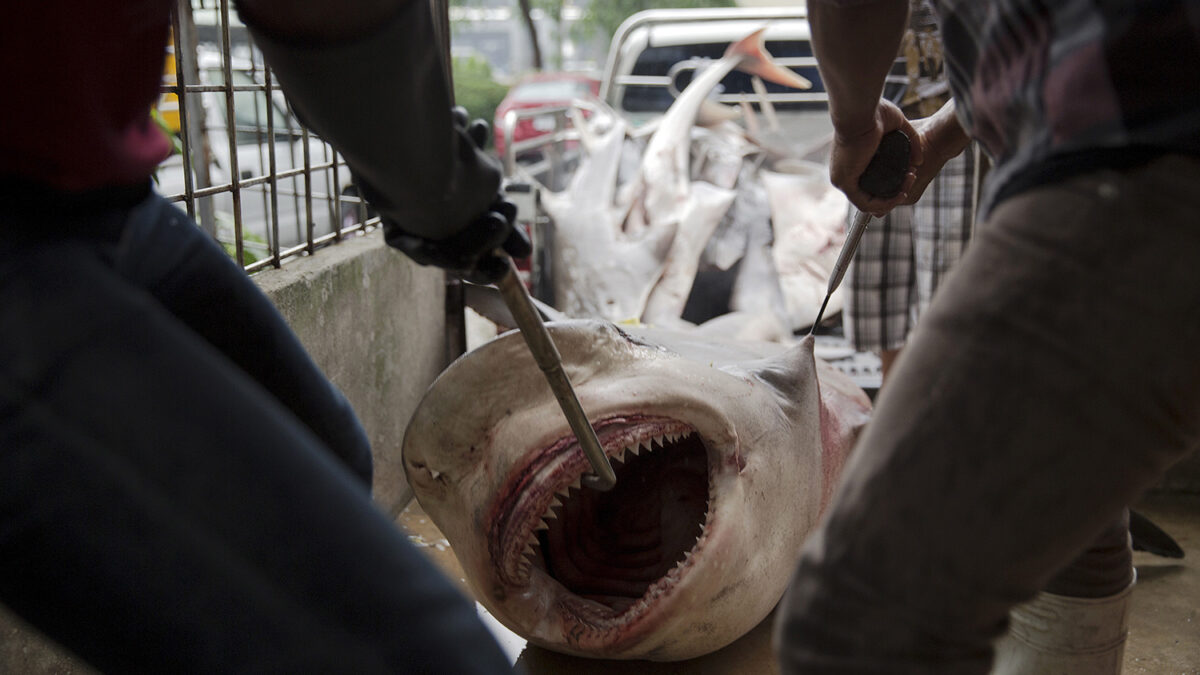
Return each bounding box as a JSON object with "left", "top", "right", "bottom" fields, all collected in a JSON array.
[
  {"left": 541, "top": 29, "right": 835, "bottom": 327},
  {"left": 402, "top": 320, "right": 871, "bottom": 660}
]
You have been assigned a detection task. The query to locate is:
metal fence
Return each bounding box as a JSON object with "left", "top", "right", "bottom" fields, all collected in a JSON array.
[{"left": 157, "top": 0, "right": 379, "bottom": 273}]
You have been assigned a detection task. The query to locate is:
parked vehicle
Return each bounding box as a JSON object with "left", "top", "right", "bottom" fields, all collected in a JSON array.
[
  {"left": 492, "top": 71, "right": 600, "bottom": 159},
  {"left": 600, "top": 7, "right": 906, "bottom": 142},
  {"left": 600, "top": 7, "right": 834, "bottom": 145}
]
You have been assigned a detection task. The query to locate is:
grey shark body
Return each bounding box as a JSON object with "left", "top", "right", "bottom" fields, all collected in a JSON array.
[{"left": 403, "top": 320, "right": 871, "bottom": 660}]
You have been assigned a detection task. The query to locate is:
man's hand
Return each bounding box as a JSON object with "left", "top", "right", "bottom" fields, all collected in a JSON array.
[
  {"left": 388, "top": 193, "right": 530, "bottom": 285},
  {"left": 828, "top": 98, "right": 921, "bottom": 216},
  {"left": 902, "top": 99, "right": 973, "bottom": 205},
  {"left": 386, "top": 108, "right": 531, "bottom": 285}
]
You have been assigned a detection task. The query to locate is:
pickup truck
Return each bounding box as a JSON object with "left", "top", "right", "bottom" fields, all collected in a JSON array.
[{"left": 497, "top": 7, "right": 886, "bottom": 392}]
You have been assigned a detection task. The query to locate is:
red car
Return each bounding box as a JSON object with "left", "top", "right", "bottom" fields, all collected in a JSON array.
[{"left": 492, "top": 72, "right": 600, "bottom": 158}]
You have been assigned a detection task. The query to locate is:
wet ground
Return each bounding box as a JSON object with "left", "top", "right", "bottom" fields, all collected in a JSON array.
[{"left": 398, "top": 492, "right": 1200, "bottom": 674}]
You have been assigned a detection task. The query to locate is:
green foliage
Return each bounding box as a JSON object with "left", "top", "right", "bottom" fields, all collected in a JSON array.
[
  {"left": 452, "top": 55, "right": 511, "bottom": 145},
  {"left": 576, "top": 0, "right": 737, "bottom": 44},
  {"left": 215, "top": 211, "right": 268, "bottom": 267},
  {"left": 151, "top": 107, "right": 183, "bottom": 156},
  {"left": 150, "top": 107, "right": 182, "bottom": 186}
]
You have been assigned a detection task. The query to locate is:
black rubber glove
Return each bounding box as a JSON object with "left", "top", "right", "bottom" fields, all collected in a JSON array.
[
  {"left": 240, "top": 2, "right": 527, "bottom": 285},
  {"left": 386, "top": 108, "right": 531, "bottom": 285}
]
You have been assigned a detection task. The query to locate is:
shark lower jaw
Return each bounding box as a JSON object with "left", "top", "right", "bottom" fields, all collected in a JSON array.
[{"left": 488, "top": 414, "right": 715, "bottom": 641}]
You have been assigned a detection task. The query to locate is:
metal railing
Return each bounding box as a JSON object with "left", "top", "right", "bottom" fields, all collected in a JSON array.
[
  {"left": 498, "top": 104, "right": 586, "bottom": 185},
  {"left": 158, "top": 0, "right": 379, "bottom": 272},
  {"left": 599, "top": 7, "right": 817, "bottom": 106}
]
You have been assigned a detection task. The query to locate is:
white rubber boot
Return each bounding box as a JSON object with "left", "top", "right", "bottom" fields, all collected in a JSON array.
[{"left": 991, "top": 575, "right": 1134, "bottom": 675}]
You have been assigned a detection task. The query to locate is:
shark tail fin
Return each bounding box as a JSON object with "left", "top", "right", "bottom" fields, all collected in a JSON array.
[
  {"left": 725, "top": 27, "right": 813, "bottom": 90},
  {"left": 1130, "top": 508, "right": 1185, "bottom": 559}
]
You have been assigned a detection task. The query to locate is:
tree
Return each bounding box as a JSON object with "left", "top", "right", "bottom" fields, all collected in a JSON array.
[
  {"left": 452, "top": 55, "right": 509, "bottom": 144},
  {"left": 516, "top": 0, "right": 543, "bottom": 70},
  {"left": 515, "top": 0, "right": 566, "bottom": 71}
]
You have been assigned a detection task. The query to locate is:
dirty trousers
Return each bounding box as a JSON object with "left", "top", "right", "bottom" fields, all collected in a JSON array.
[
  {"left": 0, "top": 191, "right": 512, "bottom": 673},
  {"left": 775, "top": 154, "right": 1200, "bottom": 673}
]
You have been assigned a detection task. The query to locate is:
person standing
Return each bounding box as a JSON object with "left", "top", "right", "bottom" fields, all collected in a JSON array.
[
  {"left": 842, "top": 0, "right": 977, "bottom": 383},
  {"left": 1, "top": 1, "right": 523, "bottom": 672},
  {"left": 776, "top": 0, "right": 1200, "bottom": 672}
]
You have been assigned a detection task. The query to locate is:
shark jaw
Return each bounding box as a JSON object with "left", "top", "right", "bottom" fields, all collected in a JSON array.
[
  {"left": 487, "top": 413, "right": 727, "bottom": 651},
  {"left": 403, "top": 320, "right": 864, "bottom": 661}
]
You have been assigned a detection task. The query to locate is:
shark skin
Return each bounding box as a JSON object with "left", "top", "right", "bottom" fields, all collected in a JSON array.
[
  {"left": 761, "top": 162, "right": 854, "bottom": 328},
  {"left": 541, "top": 106, "right": 677, "bottom": 321},
  {"left": 402, "top": 320, "right": 871, "bottom": 661}
]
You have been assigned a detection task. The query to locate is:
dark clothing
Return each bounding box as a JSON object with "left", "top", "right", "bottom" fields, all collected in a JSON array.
[
  {"left": 935, "top": 0, "right": 1200, "bottom": 216},
  {"left": 0, "top": 191, "right": 512, "bottom": 673},
  {"left": 778, "top": 154, "right": 1200, "bottom": 673},
  {"left": 1, "top": 1, "right": 173, "bottom": 191},
  {"left": 780, "top": 2, "right": 1200, "bottom": 669},
  {"left": 240, "top": 0, "right": 502, "bottom": 242}
]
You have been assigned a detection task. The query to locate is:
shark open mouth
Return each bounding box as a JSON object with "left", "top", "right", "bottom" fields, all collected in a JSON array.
[{"left": 490, "top": 415, "right": 712, "bottom": 627}]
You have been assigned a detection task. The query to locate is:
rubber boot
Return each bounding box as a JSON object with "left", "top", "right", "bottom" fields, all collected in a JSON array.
[{"left": 991, "top": 574, "right": 1134, "bottom": 675}]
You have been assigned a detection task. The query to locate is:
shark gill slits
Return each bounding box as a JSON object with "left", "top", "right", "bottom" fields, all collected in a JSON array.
[{"left": 536, "top": 430, "right": 709, "bottom": 608}]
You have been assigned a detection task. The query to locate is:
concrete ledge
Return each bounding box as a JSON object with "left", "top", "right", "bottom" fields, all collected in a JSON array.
[{"left": 254, "top": 230, "right": 445, "bottom": 515}]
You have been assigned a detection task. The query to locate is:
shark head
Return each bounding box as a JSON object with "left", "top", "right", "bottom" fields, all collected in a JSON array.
[{"left": 403, "top": 320, "right": 870, "bottom": 660}]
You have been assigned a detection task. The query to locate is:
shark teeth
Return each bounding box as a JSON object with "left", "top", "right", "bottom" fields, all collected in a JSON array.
[
  {"left": 609, "top": 431, "right": 679, "bottom": 464},
  {"left": 512, "top": 427, "right": 704, "bottom": 585}
]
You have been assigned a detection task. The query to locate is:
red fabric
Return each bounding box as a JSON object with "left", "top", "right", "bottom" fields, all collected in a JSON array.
[{"left": 2, "top": 1, "right": 173, "bottom": 191}]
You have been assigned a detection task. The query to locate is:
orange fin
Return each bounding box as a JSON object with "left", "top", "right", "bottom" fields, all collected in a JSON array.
[{"left": 724, "top": 27, "right": 812, "bottom": 90}]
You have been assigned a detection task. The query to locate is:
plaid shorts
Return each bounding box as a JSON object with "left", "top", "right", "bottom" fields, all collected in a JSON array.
[{"left": 844, "top": 148, "right": 977, "bottom": 352}]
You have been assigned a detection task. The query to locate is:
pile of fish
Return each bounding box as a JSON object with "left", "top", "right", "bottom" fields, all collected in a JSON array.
[{"left": 535, "top": 28, "right": 850, "bottom": 335}]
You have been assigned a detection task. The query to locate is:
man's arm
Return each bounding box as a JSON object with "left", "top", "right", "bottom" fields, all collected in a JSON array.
[
  {"left": 905, "top": 99, "right": 972, "bottom": 203},
  {"left": 235, "top": 0, "right": 527, "bottom": 282},
  {"left": 236, "top": 0, "right": 402, "bottom": 42},
  {"left": 808, "top": 0, "right": 918, "bottom": 213}
]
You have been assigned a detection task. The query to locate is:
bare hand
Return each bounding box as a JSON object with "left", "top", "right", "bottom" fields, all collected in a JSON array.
[
  {"left": 828, "top": 99, "right": 922, "bottom": 216},
  {"left": 902, "top": 100, "right": 973, "bottom": 205}
]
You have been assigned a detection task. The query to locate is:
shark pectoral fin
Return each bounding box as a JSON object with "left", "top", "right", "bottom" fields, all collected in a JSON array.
[
  {"left": 697, "top": 99, "right": 743, "bottom": 127},
  {"left": 725, "top": 27, "right": 813, "bottom": 91}
]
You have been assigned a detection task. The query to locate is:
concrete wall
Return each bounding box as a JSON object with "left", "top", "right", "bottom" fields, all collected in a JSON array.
[
  {"left": 0, "top": 230, "right": 445, "bottom": 672},
  {"left": 254, "top": 230, "right": 446, "bottom": 516}
]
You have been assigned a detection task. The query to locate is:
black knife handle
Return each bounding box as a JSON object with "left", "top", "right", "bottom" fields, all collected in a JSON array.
[{"left": 857, "top": 129, "right": 911, "bottom": 199}]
